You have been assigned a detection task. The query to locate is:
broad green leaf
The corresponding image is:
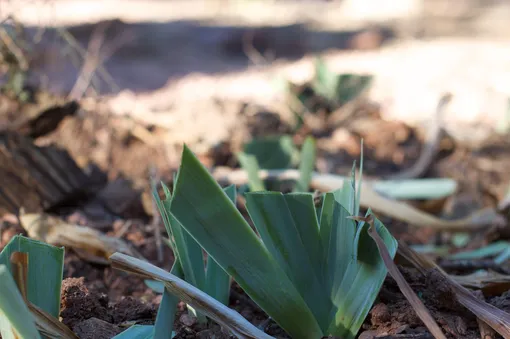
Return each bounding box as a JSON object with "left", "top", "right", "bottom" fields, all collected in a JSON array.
[
  {"left": 169, "top": 145, "right": 323, "bottom": 339},
  {"left": 223, "top": 184, "right": 237, "bottom": 202},
  {"left": 373, "top": 179, "right": 457, "bottom": 200},
  {"left": 243, "top": 135, "right": 299, "bottom": 169},
  {"left": 156, "top": 184, "right": 206, "bottom": 293},
  {"left": 284, "top": 193, "right": 323, "bottom": 280},
  {"left": 154, "top": 261, "right": 183, "bottom": 339},
  {"left": 319, "top": 193, "right": 356, "bottom": 297},
  {"left": 153, "top": 183, "right": 206, "bottom": 323},
  {"left": 246, "top": 192, "right": 330, "bottom": 329},
  {"left": 0, "top": 235, "right": 64, "bottom": 318},
  {"left": 332, "top": 165, "right": 356, "bottom": 215},
  {"left": 0, "top": 265, "right": 41, "bottom": 339},
  {"left": 237, "top": 153, "right": 266, "bottom": 192},
  {"left": 294, "top": 136, "right": 315, "bottom": 192},
  {"left": 204, "top": 258, "right": 230, "bottom": 306},
  {"left": 205, "top": 185, "right": 236, "bottom": 305},
  {"left": 328, "top": 212, "right": 397, "bottom": 338}
]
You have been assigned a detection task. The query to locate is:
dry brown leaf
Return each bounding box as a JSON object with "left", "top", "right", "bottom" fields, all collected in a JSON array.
[
  {"left": 398, "top": 242, "right": 510, "bottom": 338},
  {"left": 213, "top": 168, "right": 503, "bottom": 232},
  {"left": 19, "top": 213, "right": 145, "bottom": 263},
  {"left": 11, "top": 252, "right": 78, "bottom": 339},
  {"left": 451, "top": 271, "right": 510, "bottom": 296},
  {"left": 351, "top": 215, "right": 447, "bottom": 339}
]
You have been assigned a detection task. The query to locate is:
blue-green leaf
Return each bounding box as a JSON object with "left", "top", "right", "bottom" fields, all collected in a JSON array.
[
  {"left": 113, "top": 324, "right": 175, "bottom": 339},
  {"left": 169, "top": 145, "right": 323, "bottom": 339},
  {"left": 294, "top": 136, "right": 316, "bottom": 192},
  {"left": 319, "top": 193, "right": 356, "bottom": 297},
  {"left": 284, "top": 193, "right": 323, "bottom": 280},
  {"left": 0, "top": 265, "right": 41, "bottom": 339},
  {"left": 205, "top": 185, "right": 235, "bottom": 305},
  {"left": 246, "top": 192, "right": 330, "bottom": 329},
  {"left": 328, "top": 211, "right": 397, "bottom": 338},
  {"left": 244, "top": 135, "right": 299, "bottom": 169},
  {"left": 153, "top": 183, "right": 206, "bottom": 323},
  {"left": 154, "top": 261, "right": 183, "bottom": 339},
  {"left": 237, "top": 153, "right": 266, "bottom": 192},
  {"left": 0, "top": 235, "right": 64, "bottom": 318}
]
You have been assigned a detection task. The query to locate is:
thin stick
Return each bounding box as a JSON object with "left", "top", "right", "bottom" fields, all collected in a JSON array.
[
  {"left": 56, "top": 27, "right": 119, "bottom": 93},
  {"left": 386, "top": 93, "right": 452, "bottom": 180},
  {"left": 68, "top": 22, "right": 107, "bottom": 100},
  {"left": 110, "top": 252, "right": 273, "bottom": 339}
]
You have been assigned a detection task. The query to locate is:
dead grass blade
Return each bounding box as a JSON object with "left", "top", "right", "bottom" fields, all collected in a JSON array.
[
  {"left": 19, "top": 213, "right": 145, "bottom": 264},
  {"left": 478, "top": 318, "right": 498, "bottom": 339},
  {"left": 351, "top": 215, "right": 447, "bottom": 339},
  {"left": 29, "top": 303, "right": 78, "bottom": 339},
  {"left": 451, "top": 271, "right": 510, "bottom": 295},
  {"left": 398, "top": 242, "right": 510, "bottom": 338},
  {"left": 213, "top": 168, "right": 502, "bottom": 231},
  {"left": 11, "top": 252, "right": 78, "bottom": 339},
  {"left": 109, "top": 252, "right": 274, "bottom": 339}
]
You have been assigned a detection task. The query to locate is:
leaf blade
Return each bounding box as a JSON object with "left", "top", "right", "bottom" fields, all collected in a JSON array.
[
  {"left": 328, "top": 213, "right": 397, "bottom": 338},
  {"left": 294, "top": 136, "right": 315, "bottom": 192},
  {"left": 205, "top": 185, "right": 236, "bottom": 305},
  {"left": 246, "top": 192, "right": 330, "bottom": 329},
  {"left": 113, "top": 325, "right": 157, "bottom": 339},
  {"left": 237, "top": 153, "right": 266, "bottom": 192},
  {"left": 320, "top": 193, "right": 357, "bottom": 297},
  {"left": 0, "top": 265, "right": 41, "bottom": 339},
  {"left": 284, "top": 193, "right": 323, "bottom": 280},
  {"left": 153, "top": 260, "right": 183, "bottom": 339},
  {"left": 0, "top": 235, "right": 64, "bottom": 318},
  {"left": 169, "top": 145, "right": 323, "bottom": 339}
]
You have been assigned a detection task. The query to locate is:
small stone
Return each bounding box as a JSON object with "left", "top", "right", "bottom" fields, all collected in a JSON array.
[
  {"left": 370, "top": 303, "right": 391, "bottom": 324},
  {"left": 180, "top": 313, "right": 197, "bottom": 327}
]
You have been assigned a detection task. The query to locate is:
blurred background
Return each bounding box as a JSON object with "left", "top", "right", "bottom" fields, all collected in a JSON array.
[
  {"left": 2, "top": 0, "right": 510, "bottom": 240},
  {"left": 3, "top": 0, "right": 510, "bottom": 243},
  {"left": 3, "top": 0, "right": 510, "bottom": 337}
]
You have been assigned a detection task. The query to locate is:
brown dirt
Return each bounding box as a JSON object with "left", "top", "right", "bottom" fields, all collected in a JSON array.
[
  {"left": 4, "top": 96, "right": 510, "bottom": 337},
  {"left": 61, "top": 277, "right": 112, "bottom": 328},
  {"left": 73, "top": 318, "right": 122, "bottom": 339},
  {"left": 363, "top": 268, "right": 480, "bottom": 338},
  {"left": 60, "top": 277, "right": 157, "bottom": 337}
]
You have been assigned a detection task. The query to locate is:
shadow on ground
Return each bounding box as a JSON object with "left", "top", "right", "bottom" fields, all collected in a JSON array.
[{"left": 26, "top": 19, "right": 396, "bottom": 94}]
